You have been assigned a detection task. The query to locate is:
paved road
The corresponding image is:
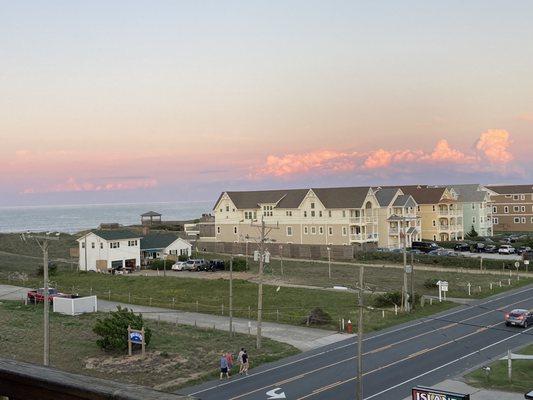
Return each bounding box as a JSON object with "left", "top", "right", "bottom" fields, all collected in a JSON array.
[{"left": 179, "top": 285, "right": 533, "bottom": 400}]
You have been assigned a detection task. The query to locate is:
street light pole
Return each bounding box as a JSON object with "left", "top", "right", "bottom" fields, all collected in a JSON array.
[
  {"left": 402, "top": 222, "right": 409, "bottom": 312},
  {"left": 327, "top": 246, "right": 331, "bottom": 279},
  {"left": 356, "top": 266, "right": 364, "bottom": 400},
  {"left": 279, "top": 244, "right": 284, "bottom": 276},
  {"left": 257, "top": 218, "right": 265, "bottom": 349}
]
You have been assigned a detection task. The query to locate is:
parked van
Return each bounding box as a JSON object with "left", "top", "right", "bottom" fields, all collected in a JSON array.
[{"left": 411, "top": 241, "right": 439, "bottom": 253}]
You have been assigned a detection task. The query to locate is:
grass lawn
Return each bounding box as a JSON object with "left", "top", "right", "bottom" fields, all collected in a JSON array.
[
  {"left": 466, "top": 344, "right": 533, "bottom": 393},
  {"left": 6, "top": 271, "right": 455, "bottom": 332},
  {"left": 197, "top": 251, "right": 533, "bottom": 300},
  {"left": 0, "top": 300, "right": 298, "bottom": 391}
]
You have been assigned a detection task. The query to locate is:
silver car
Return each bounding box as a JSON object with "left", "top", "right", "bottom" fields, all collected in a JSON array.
[{"left": 505, "top": 309, "right": 533, "bottom": 328}]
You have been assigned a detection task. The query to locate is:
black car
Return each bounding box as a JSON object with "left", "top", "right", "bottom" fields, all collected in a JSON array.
[
  {"left": 453, "top": 243, "right": 471, "bottom": 252},
  {"left": 199, "top": 259, "right": 226, "bottom": 272},
  {"left": 412, "top": 241, "right": 439, "bottom": 253}
]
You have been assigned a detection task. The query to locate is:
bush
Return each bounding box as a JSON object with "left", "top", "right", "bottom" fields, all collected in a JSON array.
[
  {"left": 424, "top": 278, "right": 439, "bottom": 289},
  {"left": 372, "top": 291, "right": 402, "bottom": 308},
  {"left": 178, "top": 254, "right": 188, "bottom": 262},
  {"left": 37, "top": 263, "right": 57, "bottom": 276},
  {"left": 146, "top": 259, "right": 173, "bottom": 270},
  {"left": 227, "top": 257, "right": 248, "bottom": 272},
  {"left": 93, "top": 306, "right": 152, "bottom": 351},
  {"left": 303, "top": 307, "right": 332, "bottom": 326}
]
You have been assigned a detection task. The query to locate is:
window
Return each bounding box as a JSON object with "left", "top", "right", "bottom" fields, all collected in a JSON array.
[
  {"left": 253, "top": 211, "right": 257, "bottom": 219},
  {"left": 521, "top": 206, "right": 526, "bottom": 212},
  {"left": 110, "top": 242, "right": 120, "bottom": 249},
  {"left": 128, "top": 240, "right": 138, "bottom": 246},
  {"left": 287, "top": 226, "right": 293, "bottom": 236},
  {"left": 493, "top": 217, "right": 499, "bottom": 224},
  {"left": 304, "top": 211, "right": 307, "bottom": 217},
  {"left": 432, "top": 220, "right": 436, "bottom": 227},
  {"left": 492, "top": 206, "right": 497, "bottom": 213},
  {"left": 233, "top": 226, "right": 238, "bottom": 234},
  {"left": 342, "top": 210, "right": 346, "bottom": 218},
  {"left": 217, "top": 226, "right": 221, "bottom": 234},
  {"left": 504, "top": 206, "right": 509, "bottom": 213},
  {"left": 304, "top": 226, "right": 308, "bottom": 234},
  {"left": 417, "top": 206, "right": 420, "bottom": 212},
  {"left": 220, "top": 208, "right": 223, "bottom": 212},
  {"left": 505, "top": 195, "right": 512, "bottom": 198},
  {"left": 433, "top": 235, "right": 437, "bottom": 241},
  {"left": 319, "top": 211, "right": 323, "bottom": 217},
  {"left": 531, "top": 217, "right": 533, "bottom": 223},
  {"left": 311, "top": 211, "right": 315, "bottom": 217},
  {"left": 513, "top": 195, "right": 519, "bottom": 200},
  {"left": 432, "top": 205, "right": 436, "bottom": 211},
  {"left": 328, "top": 210, "right": 332, "bottom": 218},
  {"left": 471, "top": 204, "right": 475, "bottom": 210},
  {"left": 91, "top": 242, "right": 95, "bottom": 249},
  {"left": 342, "top": 227, "right": 347, "bottom": 236},
  {"left": 311, "top": 202, "right": 315, "bottom": 209},
  {"left": 311, "top": 227, "right": 316, "bottom": 235},
  {"left": 521, "top": 217, "right": 526, "bottom": 223},
  {"left": 513, "top": 206, "right": 519, "bottom": 212},
  {"left": 100, "top": 243, "right": 103, "bottom": 249},
  {"left": 472, "top": 217, "right": 476, "bottom": 224},
  {"left": 226, "top": 205, "right": 230, "bottom": 212},
  {"left": 328, "top": 227, "right": 333, "bottom": 235},
  {"left": 286, "top": 211, "right": 292, "bottom": 216},
  {"left": 81, "top": 242, "right": 85, "bottom": 249},
  {"left": 319, "top": 226, "right": 324, "bottom": 235},
  {"left": 513, "top": 217, "right": 520, "bottom": 223}
]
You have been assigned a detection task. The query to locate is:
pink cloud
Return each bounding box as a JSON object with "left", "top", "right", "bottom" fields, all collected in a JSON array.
[
  {"left": 516, "top": 113, "right": 533, "bottom": 122},
  {"left": 255, "top": 130, "right": 516, "bottom": 177},
  {"left": 475, "top": 129, "right": 513, "bottom": 164},
  {"left": 22, "top": 177, "right": 157, "bottom": 194}
]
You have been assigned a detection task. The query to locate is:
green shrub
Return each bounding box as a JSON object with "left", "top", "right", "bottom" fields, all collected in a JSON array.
[
  {"left": 373, "top": 291, "right": 402, "bottom": 308},
  {"left": 146, "top": 259, "right": 173, "bottom": 270},
  {"left": 227, "top": 257, "right": 248, "bottom": 271},
  {"left": 303, "top": 307, "right": 332, "bottom": 326},
  {"left": 37, "top": 263, "right": 57, "bottom": 276},
  {"left": 93, "top": 306, "right": 152, "bottom": 351},
  {"left": 178, "top": 255, "right": 188, "bottom": 262},
  {"left": 424, "top": 278, "right": 439, "bottom": 289}
]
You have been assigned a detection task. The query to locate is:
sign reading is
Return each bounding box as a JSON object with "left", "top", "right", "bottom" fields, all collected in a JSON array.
[{"left": 412, "top": 386, "right": 469, "bottom": 400}]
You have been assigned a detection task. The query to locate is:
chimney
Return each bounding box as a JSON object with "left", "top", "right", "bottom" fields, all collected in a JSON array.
[{"left": 142, "top": 226, "right": 150, "bottom": 236}]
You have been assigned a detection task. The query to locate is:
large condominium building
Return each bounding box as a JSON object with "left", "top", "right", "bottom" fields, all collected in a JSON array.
[
  {"left": 373, "top": 187, "right": 421, "bottom": 249},
  {"left": 398, "top": 186, "right": 463, "bottom": 241},
  {"left": 441, "top": 184, "right": 493, "bottom": 237},
  {"left": 486, "top": 185, "right": 533, "bottom": 232},
  {"left": 213, "top": 187, "right": 380, "bottom": 246}
]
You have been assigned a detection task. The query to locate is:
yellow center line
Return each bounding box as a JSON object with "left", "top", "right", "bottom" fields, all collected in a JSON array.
[{"left": 229, "top": 295, "right": 531, "bottom": 400}]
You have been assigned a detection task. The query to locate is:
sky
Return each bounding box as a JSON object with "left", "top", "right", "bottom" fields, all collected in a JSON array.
[{"left": 1, "top": 1, "right": 532, "bottom": 206}]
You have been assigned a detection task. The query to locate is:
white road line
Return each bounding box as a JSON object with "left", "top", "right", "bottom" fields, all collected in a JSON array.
[
  {"left": 363, "top": 326, "right": 533, "bottom": 400},
  {"left": 187, "top": 285, "right": 533, "bottom": 396}
]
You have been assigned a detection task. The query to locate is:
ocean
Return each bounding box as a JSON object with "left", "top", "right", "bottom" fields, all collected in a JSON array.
[{"left": 0, "top": 201, "right": 213, "bottom": 234}]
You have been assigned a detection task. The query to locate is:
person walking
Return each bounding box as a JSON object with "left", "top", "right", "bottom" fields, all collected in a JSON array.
[
  {"left": 238, "top": 347, "right": 245, "bottom": 375},
  {"left": 241, "top": 349, "right": 249, "bottom": 376},
  {"left": 220, "top": 352, "right": 230, "bottom": 380},
  {"left": 225, "top": 350, "right": 234, "bottom": 373}
]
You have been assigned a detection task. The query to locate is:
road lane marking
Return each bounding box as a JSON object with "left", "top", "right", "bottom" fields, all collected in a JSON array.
[
  {"left": 364, "top": 326, "right": 533, "bottom": 400},
  {"left": 188, "top": 286, "right": 533, "bottom": 396}
]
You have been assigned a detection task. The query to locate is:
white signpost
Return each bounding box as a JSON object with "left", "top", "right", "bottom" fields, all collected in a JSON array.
[{"left": 437, "top": 280, "right": 448, "bottom": 302}]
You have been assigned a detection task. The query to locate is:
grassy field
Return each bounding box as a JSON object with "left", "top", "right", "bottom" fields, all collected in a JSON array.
[
  {"left": 197, "top": 251, "right": 532, "bottom": 300},
  {"left": 466, "top": 344, "right": 533, "bottom": 393},
  {"left": 0, "top": 300, "right": 298, "bottom": 391},
  {"left": 6, "top": 270, "right": 455, "bottom": 332}
]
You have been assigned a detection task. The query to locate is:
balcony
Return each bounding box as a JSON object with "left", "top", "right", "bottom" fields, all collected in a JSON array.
[
  {"left": 349, "top": 215, "right": 378, "bottom": 225},
  {"left": 349, "top": 233, "right": 378, "bottom": 242},
  {"left": 439, "top": 224, "right": 462, "bottom": 232},
  {"left": 437, "top": 208, "right": 462, "bottom": 217},
  {"left": 389, "top": 227, "right": 399, "bottom": 235}
]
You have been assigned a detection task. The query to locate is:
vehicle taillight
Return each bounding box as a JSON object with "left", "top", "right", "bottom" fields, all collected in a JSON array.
[
  {"left": 518, "top": 315, "right": 524, "bottom": 320},
  {"left": 505, "top": 314, "right": 509, "bottom": 319}
]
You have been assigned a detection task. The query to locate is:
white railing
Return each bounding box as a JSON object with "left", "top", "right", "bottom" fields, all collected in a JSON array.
[{"left": 437, "top": 209, "right": 462, "bottom": 216}]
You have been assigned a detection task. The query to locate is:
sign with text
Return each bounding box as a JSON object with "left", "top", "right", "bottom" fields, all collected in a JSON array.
[{"left": 412, "top": 386, "right": 469, "bottom": 400}]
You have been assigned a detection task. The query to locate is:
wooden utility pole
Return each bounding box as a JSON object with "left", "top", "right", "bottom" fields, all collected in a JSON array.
[
  {"left": 22, "top": 233, "right": 59, "bottom": 366},
  {"left": 327, "top": 246, "right": 332, "bottom": 279},
  {"left": 229, "top": 256, "right": 234, "bottom": 337},
  {"left": 357, "top": 266, "right": 364, "bottom": 400},
  {"left": 279, "top": 244, "right": 284, "bottom": 276},
  {"left": 402, "top": 223, "right": 409, "bottom": 312}
]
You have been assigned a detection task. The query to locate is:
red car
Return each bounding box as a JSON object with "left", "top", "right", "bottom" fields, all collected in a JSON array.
[{"left": 27, "top": 288, "right": 70, "bottom": 303}]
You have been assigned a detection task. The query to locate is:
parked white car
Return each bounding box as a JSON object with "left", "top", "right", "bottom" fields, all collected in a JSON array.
[
  {"left": 498, "top": 245, "right": 516, "bottom": 254},
  {"left": 171, "top": 261, "right": 188, "bottom": 271}
]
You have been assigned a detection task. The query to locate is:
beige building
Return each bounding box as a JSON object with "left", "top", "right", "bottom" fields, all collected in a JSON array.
[
  {"left": 397, "top": 186, "right": 463, "bottom": 241},
  {"left": 373, "top": 187, "right": 421, "bottom": 249},
  {"left": 213, "top": 187, "right": 380, "bottom": 246},
  {"left": 486, "top": 185, "right": 533, "bottom": 232}
]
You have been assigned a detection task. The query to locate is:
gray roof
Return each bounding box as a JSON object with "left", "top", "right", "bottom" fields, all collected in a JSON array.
[
  {"left": 485, "top": 185, "right": 533, "bottom": 195},
  {"left": 397, "top": 186, "right": 448, "bottom": 204},
  {"left": 392, "top": 194, "right": 417, "bottom": 207},
  {"left": 141, "top": 211, "right": 162, "bottom": 217},
  {"left": 373, "top": 188, "right": 399, "bottom": 207},
  {"left": 140, "top": 233, "right": 186, "bottom": 250},
  {"left": 89, "top": 230, "right": 141, "bottom": 241},
  {"left": 215, "top": 186, "right": 372, "bottom": 210},
  {"left": 445, "top": 184, "right": 489, "bottom": 203}
]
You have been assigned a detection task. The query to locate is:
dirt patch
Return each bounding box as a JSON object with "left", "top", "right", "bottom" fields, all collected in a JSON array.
[
  {"left": 85, "top": 351, "right": 188, "bottom": 376},
  {"left": 154, "top": 372, "right": 206, "bottom": 391}
]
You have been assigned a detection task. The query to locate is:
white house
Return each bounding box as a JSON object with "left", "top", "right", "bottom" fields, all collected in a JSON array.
[
  {"left": 77, "top": 230, "right": 142, "bottom": 272},
  {"left": 140, "top": 233, "right": 192, "bottom": 261}
]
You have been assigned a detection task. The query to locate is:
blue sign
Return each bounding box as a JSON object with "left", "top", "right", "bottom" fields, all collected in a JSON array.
[{"left": 129, "top": 331, "right": 143, "bottom": 344}]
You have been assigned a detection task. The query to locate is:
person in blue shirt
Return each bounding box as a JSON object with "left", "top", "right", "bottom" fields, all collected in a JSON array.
[{"left": 220, "top": 352, "right": 230, "bottom": 380}]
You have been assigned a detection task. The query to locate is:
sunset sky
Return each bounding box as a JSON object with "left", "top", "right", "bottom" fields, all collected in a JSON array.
[{"left": 1, "top": 1, "right": 532, "bottom": 206}]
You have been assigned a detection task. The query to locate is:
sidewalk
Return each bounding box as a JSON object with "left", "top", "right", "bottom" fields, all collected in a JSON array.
[
  {"left": 97, "top": 299, "right": 349, "bottom": 351},
  {"left": 0, "top": 284, "right": 349, "bottom": 352},
  {"left": 403, "top": 379, "right": 525, "bottom": 400}
]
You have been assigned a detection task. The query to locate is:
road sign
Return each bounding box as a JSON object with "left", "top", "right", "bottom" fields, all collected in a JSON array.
[
  {"left": 266, "top": 388, "right": 286, "bottom": 399},
  {"left": 515, "top": 261, "right": 520, "bottom": 269},
  {"left": 412, "top": 386, "right": 469, "bottom": 400},
  {"left": 525, "top": 260, "right": 530, "bottom": 265},
  {"left": 437, "top": 280, "right": 448, "bottom": 292},
  {"left": 405, "top": 265, "right": 412, "bottom": 273}
]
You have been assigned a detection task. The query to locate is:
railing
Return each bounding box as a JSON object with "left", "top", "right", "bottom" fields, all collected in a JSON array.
[
  {"left": 389, "top": 228, "right": 399, "bottom": 235},
  {"left": 0, "top": 358, "right": 193, "bottom": 400},
  {"left": 437, "top": 209, "right": 462, "bottom": 216},
  {"left": 349, "top": 216, "right": 378, "bottom": 224}
]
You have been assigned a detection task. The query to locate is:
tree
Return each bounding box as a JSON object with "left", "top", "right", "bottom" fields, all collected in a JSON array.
[
  {"left": 93, "top": 306, "right": 152, "bottom": 351},
  {"left": 467, "top": 226, "right": 478, "bottom": 238}
]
